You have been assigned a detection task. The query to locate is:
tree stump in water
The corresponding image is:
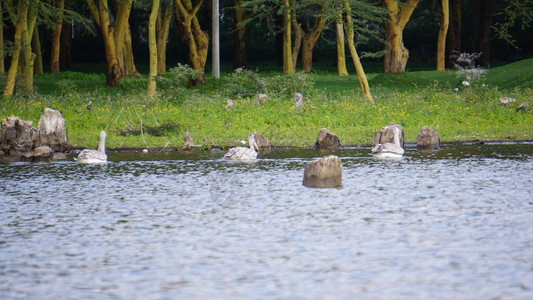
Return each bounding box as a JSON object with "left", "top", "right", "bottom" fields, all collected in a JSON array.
[
  {"left": 37, "top": 108, "right": 69, "bottom": 152},
  {"left": 1, "top": 108, "right": 70, "bottom": 160},
  {"left": 252, "top": 132, "right": 271, "bottom": 153},
  {"left": 20, "top": 146, "right": 54, "bottom": 162},
  {"left": 373, "top": 122, "right": 405, "bottom": 148},
  {"left": 303, "top": 155, "right": 342, "bottom": 188},
  {"left": 417, "top": 126, "right": 440, "bottom": 150},
  {"left": 0, "top": 116, "right": 39, "bottom": 155},
  {"left": 315, "top": 128, "right": 341, "bottom": 149}
]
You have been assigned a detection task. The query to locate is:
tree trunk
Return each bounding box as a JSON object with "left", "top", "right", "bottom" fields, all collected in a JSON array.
[
  {"left": 231, "top": 0, "right": 251, "bottom": 69},
  {"left": 383, "top": 0, "right": 420, "bottom": 73},
  {"left": 87, "top": 0, "right": 132, "bottom": 86},
  {"left": 446, "top": 0, "right": 462, "bottom": 68},
  {"left": 21, "top": 0, "right": 39, "bottom": 94},
  {"left": 50, "top": 0, "right": 65, "bottom": 74},
  {"left": 113, "top": 0, "right": 133, "bottom": 75},
  {"left": 4, "top": 0, "right": 29, "bottom": 97},
  {"left": 436, "top": 0, "right": 449, "bottom": 70},
  {"left": 476, "top": 0, "right": 494, "bottom": 67},
  {"left": 157, "top": 5, "right": 172, "bottom": 74},
  {"left": 345, "top": 0, "right": 372, "bottom": 101},
  {"left": 60, "top": 20, "right": 72, "bottom": 70},
  {"left": 32, "top": 26, "right": 44, "bottom": 75},
  {"left": 282, "top": 0, "right": 294, "bottom": 74},
  {"left": 0, "top": 0, "right": 5, "bottom": 75},
  {"left": 301, "top": 14, "right": 326, "bottom": 74},
  {"left": 123, "top": 25, "right": 140, "bottom": 76},
  {"left": 97, "top": 0, "right": 122, "bottom": 87},
  {"left": 336, "top": 14, "right": 348, "bottom": 76},
  {"left": 173, "top": 0, "right": 208, "bottom": 86},
  {"left": 148, "top": 0, "right": 160, "bottom": 96},
  {"left": 291, "top": 20, "right": 302, "bottom": 69}
]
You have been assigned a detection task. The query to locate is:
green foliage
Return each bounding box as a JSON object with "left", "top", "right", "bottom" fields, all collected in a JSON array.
[
  {"left": 492, "top": 0, "right": 533, "bottom": 49},
  {"left": 1, "top": 59, "right": 532, "bottom": 149},
  {"left": 221, "top": 68, "right": 266, "bottom": 98},
  {"left": 56, "top": 79, "right": 78, "bottom": 96},
  {"left": 264, "top": 72, "right": 315, "bottom": 97},
  {"left": 221, "top": 69, "right": 315, "bottom": 99},
  {"left": 156, "top": 64, "right": 203, "bottom": 91}
]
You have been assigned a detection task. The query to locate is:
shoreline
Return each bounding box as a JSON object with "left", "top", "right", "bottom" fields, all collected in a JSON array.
[{"left": 103, "top": 139, "right": 533, "bottom": 153}]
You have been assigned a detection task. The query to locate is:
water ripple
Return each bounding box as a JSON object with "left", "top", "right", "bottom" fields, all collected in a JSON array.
[{"left": 1, "top": 144, "right": 532, "bottom": 299}]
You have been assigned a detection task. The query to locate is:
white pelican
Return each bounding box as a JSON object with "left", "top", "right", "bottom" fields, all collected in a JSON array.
[
  {"left": 76, "top": 131, "right": 108, "bottom": 164},
  {"left": 371, "top": 127, "right": 404, "bottom": 158},
  {"left": 223, "top": 133, "right": 258, "bottom": 160}
]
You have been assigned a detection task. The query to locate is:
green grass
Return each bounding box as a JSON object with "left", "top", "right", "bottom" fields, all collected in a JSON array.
[{"left": 1, "top": 59, "right": 532, "bottom": 149}]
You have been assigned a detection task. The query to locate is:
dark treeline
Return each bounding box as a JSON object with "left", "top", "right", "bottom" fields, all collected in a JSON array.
[
  {"left": 63, "top": 0, "right": 532, "bottom": 68},
  {"left": 1, "top": 0, "right": 531, "bottom": 93}
]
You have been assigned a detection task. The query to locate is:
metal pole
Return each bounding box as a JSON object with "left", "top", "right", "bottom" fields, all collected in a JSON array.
[{"left": 212, "top": 0, "right": 220, "bottom": 78}]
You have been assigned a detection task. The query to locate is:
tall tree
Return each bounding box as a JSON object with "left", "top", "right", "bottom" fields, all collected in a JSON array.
[
  {"left": 32, "top": 26, "right": 43, "bottom": 75},
  {"left": 299, "top": 2, "right": 326, "bottom": 73},
  {"left": 59, "top": 20, "right": 72, "bottom": 70},
  {"left": 156, "top": 2, "right": 173, "bottom": 74},
  {"left": 344, "top": 0, "right": 372, "bottom": 100},
  {"left": 50, "top": 0, "right": 65, "bottom": 74},
  {"left": 436, "top": 0, "right": 449, "bottom": 70},
  {"left": 446, "top": 0, "right": 462, "bottom": 68},
  {"left": 86, "top": 0, "right": 133, "bottom": 87},
  {"left": 173, "top": 0, "right": 209, "bottom": 85},
  {"left": 148, "top": 0, "right": 160, "bottom": 96},
  {"left": 231, "top": 0, "right": 253, "bottom": 69},
  {"left": 0, "top": 0, "right": 5, "bottom": 75},
  {"left": 21, "top": 0, "right": 39, "bottom": 93},
  {"left": 282, "top": 0, "right": 294, "bottom": 74},
  {"left": 475, "top": 0, "right": 495, "bottom": 67},
  {"left": 3, "top": 0, "right": 30, "bottom": 96},
  {"left": 291, "top": 17, "right": 303, "bottom": 68},
  {"left": 335, "top": 13, "right": 348, "bottom": 76},
  {"left": 382, "top": 0, "right": 420, "bottom": 73}
]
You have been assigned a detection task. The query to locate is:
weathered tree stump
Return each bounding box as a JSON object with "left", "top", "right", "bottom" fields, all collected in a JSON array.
[
  {"left": 251, "top": 132, "right": 271, "bottom": 153},
  {"left": 1, "top": 108, "right": 70, "bottom": 159},
  {"left": 374, "top": 122, "right": 405, "bottom": 148},
  {"left": 37, "top": 108, "right": 69, "bottom": 152},
  {"left": 417, "top": 126, "right": 440, "bottom": 150},
  {"left": 303, "top": 155, "right": 342, "bottom": 188},
  {"left": 315, "top": 128, "right": 341, "bottom": 149},
  {"left": 20, "top": 146, "right": 54, "bottom": 163},
  {"left": 1, "top": 116, "right": 39, "bottom": 155}
]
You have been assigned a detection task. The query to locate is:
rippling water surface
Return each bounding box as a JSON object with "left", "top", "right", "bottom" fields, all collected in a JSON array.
[{"left": 1, "top": 144, "right": 533, "bottom": 299}]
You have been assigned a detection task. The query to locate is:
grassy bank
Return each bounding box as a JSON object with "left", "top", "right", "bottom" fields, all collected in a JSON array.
[{"left": 1, "top": 59, "right": 532, "bottom": 149}]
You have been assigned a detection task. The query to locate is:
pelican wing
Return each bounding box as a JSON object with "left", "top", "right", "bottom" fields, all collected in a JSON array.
[
  {"left": 76, "top": 149, "right": 107, "bottom": 164},
  {"left": 372, "top": 143, "right": 404, "bottom": 155},
  {"left": 223, "top": 147, "right": 257, "bottom": 160}
]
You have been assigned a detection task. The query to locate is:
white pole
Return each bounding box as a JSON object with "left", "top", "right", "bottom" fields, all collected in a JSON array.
[{"left": 212, "top": 0, "right": 220, "bottom": 78}]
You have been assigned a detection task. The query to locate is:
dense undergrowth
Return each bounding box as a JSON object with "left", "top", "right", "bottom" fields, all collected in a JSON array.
[{"left": 1, "top": 59, "right": 532, "bottom": 149}]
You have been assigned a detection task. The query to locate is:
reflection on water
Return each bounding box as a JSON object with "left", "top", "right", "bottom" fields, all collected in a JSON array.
[{"left": 1, "top": 144, "right": 533, "bottom": 299}]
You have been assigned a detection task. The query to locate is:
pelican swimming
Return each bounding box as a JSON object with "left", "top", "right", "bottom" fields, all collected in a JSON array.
[
  {"left": 371, "top": 127, "right": 404, "bottom": 158},
  {"left": 223, "top": 133, "right": 258, "bottom": 160},
  {"left": 76, "top": 131, "right": 107, "bottom": 164}
]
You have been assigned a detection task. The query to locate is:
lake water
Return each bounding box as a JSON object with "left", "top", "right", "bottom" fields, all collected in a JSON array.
[{"left": 1, "top": 143, "right": 533, "bottom": 299}]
